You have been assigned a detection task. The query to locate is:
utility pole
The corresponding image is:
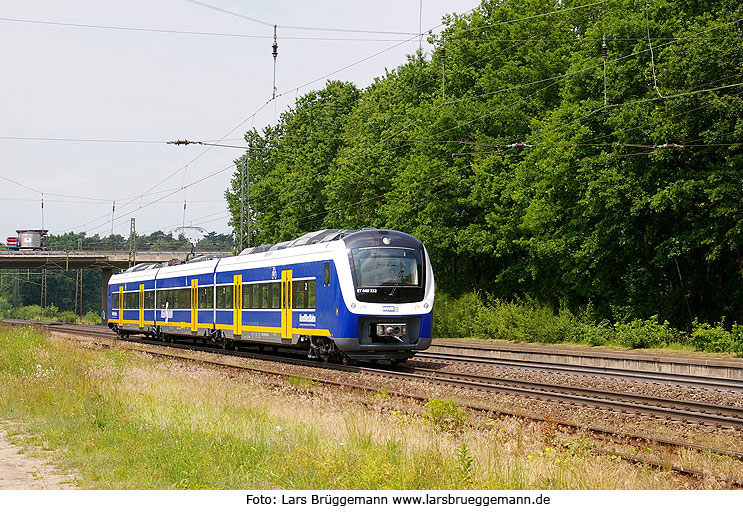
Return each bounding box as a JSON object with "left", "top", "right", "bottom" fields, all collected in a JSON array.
[
  {"left": 40, "top": 269, "right": 47, "bottom": 310},
  {"left": 602, "top": 35, "right": 608, "bottom": 106},
  {"left": 74, "top": 269, "right": 83, "bottom": 322},
  {"left": 272, "top": 25, "right": 278, "bottom": 100},
  {"left": 241, "top": 153, "right": 250, "bottom": 250},
  {"left": 75, "top": 236, "right": 83, "bottom": 322},
  {"left": 128, "top": 218, "right": 136, "bottom": 267},
  {"left": 440, "top": 37, "right": 446, "bottom": 103}
]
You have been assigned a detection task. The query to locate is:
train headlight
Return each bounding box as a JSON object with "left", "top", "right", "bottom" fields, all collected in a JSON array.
[
  {"left": 350, "top": 303, "right": 356, "bottom": 309},
  {"left": 424, "top": 303, "right": 430, "bottom": 309}
]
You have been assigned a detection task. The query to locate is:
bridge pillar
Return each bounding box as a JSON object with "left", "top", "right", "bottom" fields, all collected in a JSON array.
[{"left": 100, "top": 267, "right": 113, "bottom": 324}]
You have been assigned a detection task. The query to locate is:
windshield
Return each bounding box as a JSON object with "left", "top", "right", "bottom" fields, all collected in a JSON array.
[{"left": 350, "top": 247, "right": 421, "bottom": 288}]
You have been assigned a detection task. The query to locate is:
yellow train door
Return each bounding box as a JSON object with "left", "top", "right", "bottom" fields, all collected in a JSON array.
[
  {"left": 138, "top": 284, "right": 144, "bottom": 329},
  {"left": 233, "top": 274, "right": 242, "bottom": 336},
  {"left": 191, "top": 279, "right": 198, "bottom": 333},
  {"left": 281, "top": 270, "right": 293, "bottom": 340},
  {"left": 118, "top": 286, "right": 124, "bottom": 327}
]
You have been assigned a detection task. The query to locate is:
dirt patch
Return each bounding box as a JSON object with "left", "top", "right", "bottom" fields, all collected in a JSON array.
[{"left": 0, "top": 425, "right": 78, "bottom": 489}]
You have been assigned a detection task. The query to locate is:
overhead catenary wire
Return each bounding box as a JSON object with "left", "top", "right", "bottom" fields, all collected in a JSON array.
[
  {"left": 0, "top": 16, "right": 415, "bottom": 41},
  {"left": 183, "top": 0, "right": 421, "bottom": 36},
  {"left": 5, "top": 14, "right": 739, "bottom": 43}
]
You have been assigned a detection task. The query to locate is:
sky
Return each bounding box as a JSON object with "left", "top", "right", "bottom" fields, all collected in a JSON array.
[{"left": 0, "top": 0, "right": 478, "bottom": 246}]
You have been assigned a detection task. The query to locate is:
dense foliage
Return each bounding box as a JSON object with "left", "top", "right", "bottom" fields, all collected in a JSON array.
[{"left": 226, "top": 0, "right": 743, "bottom": 327}]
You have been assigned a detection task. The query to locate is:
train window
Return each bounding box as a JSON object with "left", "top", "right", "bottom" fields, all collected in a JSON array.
[
  {"left": 157, "top": 289, "right": 169, "bottom": 308},
  {"left": 144, "top": 291, "right": 155, "bottom": 309},
  {"left": 252, "top": 284, "right": 260, "bottom": 309},
  {"left": 216, "top": 285, "right": 233, "bottom": 309},
  {"left": 243, "top": 284, "right": 253, "bottom": 309},
  {"left": 350, "top": 247, "right": 421, "bottom": 288},
  {"left": 292, "top": 280, "right": 316, "bottom": 309},
  {"left": 260, "top": 284, "right": 270, "bottom": 308},
  {"left": 308, "top": 280, "right": 316, "bottom": 308},
  {"left": 112, "top": 292, "right": 120, "bottom": 309},
  {"left": 292, "top": 281, "right": 306, "bottom": 309},
  {"left": 271, "top": 283, "right": 281, "bottom": 309},
  {"left": 198, "top": 287, "right": 213, "bottom": 309},
  {"left": 324, "top": 263, "right": 330, "bottom": 286},
  {"left": 173, "top": 288, "right": 187, "bottom": 309},
  {"left": 127, "top": 292, "right": 139, "bottom": 309}
]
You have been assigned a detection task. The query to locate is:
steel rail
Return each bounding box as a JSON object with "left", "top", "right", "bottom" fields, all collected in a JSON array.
[
  {"left": 407, "top": 366, "right": 743, "bottom": 422},
  {"left": 388, "top": 367, "right": 743, "bottom": 429},
  {"left": 417, "top": 351, "right": 743, "bottom": 392}
]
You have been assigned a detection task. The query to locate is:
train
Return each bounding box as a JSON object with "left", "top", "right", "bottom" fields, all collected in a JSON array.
[{"left": 106, "top": 228, "right": 435, "bottom": 363}]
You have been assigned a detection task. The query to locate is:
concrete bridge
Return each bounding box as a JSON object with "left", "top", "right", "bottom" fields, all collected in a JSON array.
[{"left": 0, "top": 250, "right": 231, "bottom": 320}]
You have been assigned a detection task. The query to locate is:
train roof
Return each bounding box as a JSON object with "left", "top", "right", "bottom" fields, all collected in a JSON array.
[
  {"left": 237, "top": 228, "right": 423, "bottom": 257},
  {"left": 238, "top": 229, "right": 352, "bottom": 256}
]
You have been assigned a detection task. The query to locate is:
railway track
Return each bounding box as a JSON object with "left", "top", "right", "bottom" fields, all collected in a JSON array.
[
  {"left": 418, "top": 351, "right": 743, "bottom": 393},
  {"left": 8, "top": 320, "right": 743, "bottom": 486},
  {"left": 401, "top": 366, "right": 743, "bottom": 430}
]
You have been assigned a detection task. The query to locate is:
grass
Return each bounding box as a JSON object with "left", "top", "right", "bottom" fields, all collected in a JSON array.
[{"left": 0, "top": 326, "right": 730, "bottom": 489}]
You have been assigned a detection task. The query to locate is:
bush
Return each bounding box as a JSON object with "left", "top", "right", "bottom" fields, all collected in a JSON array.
[
  {"left": 433, "top": 291, "right": 740, "bottom": 354},
  {"left": 432, "top": 292, "right": 485, "bottom": 338},
  {"left": 58, "top": 311, "right": 77, "bottom": 324},
  {"left": 614, "top": 315, "right": 679, "bottom": 349},
  {"left": 690, "top": 319, "right": 743, "bottom": 354},
  {"left": 83, "top": 311, "right": 102, "bottom": 325},
  {"left": 434, "top": 292, "right": 611, "bottom": 345},
  {"left": 423, "top": 399, "right": 468, "bottom": 432}
]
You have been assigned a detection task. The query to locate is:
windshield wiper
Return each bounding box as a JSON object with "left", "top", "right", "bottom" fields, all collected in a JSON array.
[{"left": 388, "top": 265, "right": 405, "bottom": 296}]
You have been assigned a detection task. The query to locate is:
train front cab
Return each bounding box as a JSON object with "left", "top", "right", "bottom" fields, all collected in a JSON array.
[{"left": 331, "top": 229, "right": 435, "bottom": 361}]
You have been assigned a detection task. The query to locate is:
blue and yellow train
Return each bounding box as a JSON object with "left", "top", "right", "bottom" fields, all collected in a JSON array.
[{"left": 107, "top": 229, "right": 434, "bottom": 362}]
